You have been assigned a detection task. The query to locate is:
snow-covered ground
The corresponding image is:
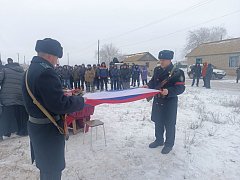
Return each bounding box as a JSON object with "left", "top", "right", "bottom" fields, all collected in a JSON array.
[{"left": 0, "top": 84, "right": 240, "bottom": 180}]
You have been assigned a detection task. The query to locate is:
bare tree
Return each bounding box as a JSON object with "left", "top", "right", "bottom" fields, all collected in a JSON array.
[
  {"left": 96, "top": 43, "right": 122, "bottom": 65},
  {"left": 183, "top": 26, "right": 227, "bottom": 55}
]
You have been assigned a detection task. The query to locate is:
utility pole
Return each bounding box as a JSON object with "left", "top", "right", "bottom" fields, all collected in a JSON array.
[
  {"left": 98, "top": 40, "right": 100, "bottom": 64},
  {"left": 67, "top": 53, "right": 70, "bottom": 66},
  {"left": 24, "top": 55, "right": 26, "bottom": 64}
]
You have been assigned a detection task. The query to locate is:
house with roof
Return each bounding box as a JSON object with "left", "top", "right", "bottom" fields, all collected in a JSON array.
[
  {"left": 185, "top": 38, "right": 240, "bottom": 75},
  {"left": 123, "top": 52, "right": 158, "bottom": 76}
]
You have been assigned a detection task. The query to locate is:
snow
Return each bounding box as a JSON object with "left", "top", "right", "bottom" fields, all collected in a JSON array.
[{"left": 0, "top": 85, "right": 240, "bottom": 180}]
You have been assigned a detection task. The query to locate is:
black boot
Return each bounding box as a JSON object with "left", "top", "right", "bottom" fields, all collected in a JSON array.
[
  {"left": 149, "top": 140, "right": 164, "bottom": 148},
  {"left": 161, "top": 146, "right": 172, "bottom": 154}
]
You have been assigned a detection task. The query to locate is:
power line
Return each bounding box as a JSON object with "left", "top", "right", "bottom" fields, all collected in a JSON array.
[
  {"left": 118, "top": 9, "right": 240, "bottom": 48},
  {"left": 102, "top": 0, "right": 215, "bottom": 41},
  {"left": 77, "top": 0, "right": 215, "bottom": 51}
]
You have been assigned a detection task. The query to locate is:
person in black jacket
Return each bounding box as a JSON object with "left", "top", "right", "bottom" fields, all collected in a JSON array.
[
  {"left": 236, "top": 66, "right": 240, "bottom": 83},
  {"left": 144, "top": 50, "right": 185, "bottom": 154},
  {"left": 132, "top": 65, "right": 141, "bottom": 87},
  {"left": 79, "top": 64, "right": 86, "bottom": 90},
  {"left": 0, "top": 59, "right": 28, "bottom": 138},
  {"left": 191, "top": 63, "right": 201, "bottom": 87},
  {"left": 22, "top": 38, "right": 85, "bottom": 180},
  {"left": 205, "top": 63, "right": 213, "bottom": 89},
  {"left": 120, "top": 63, "right": 131, "bottom": 89}
]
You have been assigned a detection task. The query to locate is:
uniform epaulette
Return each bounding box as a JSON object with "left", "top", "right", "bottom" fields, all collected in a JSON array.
[{"left": 40, "top": 63, "right": 53, "bottom": 69}]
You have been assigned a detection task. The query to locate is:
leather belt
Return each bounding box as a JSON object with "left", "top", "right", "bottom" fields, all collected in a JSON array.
[{"left": 29, "top": 115, "right": 60, "bottom": 124}]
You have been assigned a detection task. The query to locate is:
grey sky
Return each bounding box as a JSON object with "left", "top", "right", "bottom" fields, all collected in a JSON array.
[{"left": 0, "top": 0, "right": 239, "bottom": 65}]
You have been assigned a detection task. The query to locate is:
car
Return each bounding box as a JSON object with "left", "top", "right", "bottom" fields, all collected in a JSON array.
[{"left": 187, "top": 64, "right": 226, "bottom": 80}]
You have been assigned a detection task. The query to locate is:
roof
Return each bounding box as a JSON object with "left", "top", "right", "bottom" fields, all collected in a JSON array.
[
  {"left": 123, "top": 52, "right": 157, "bottom": 62},
  {"left": 186, "top": 38, "right": 240, "bottom": 57}
]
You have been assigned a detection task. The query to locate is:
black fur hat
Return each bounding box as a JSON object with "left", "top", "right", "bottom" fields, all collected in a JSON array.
[{"left": 35, "top": 38, "right": 63, "bottom": 58}]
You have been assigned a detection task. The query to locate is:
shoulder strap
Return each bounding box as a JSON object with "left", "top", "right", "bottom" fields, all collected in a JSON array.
[{"left": 25, "top": 70, "right": 65, "bottom": 135}]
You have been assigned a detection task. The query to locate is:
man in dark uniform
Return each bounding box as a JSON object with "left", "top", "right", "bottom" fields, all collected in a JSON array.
[
  {"left": 144, "top": 50, "right": 185, "bottom": 154},
  {"left": 22, "top": 38, "right": 85, "bottom": 180}
]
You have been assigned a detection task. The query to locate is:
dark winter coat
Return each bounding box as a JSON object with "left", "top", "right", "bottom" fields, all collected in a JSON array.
[
  {"left": 192, "top": 64, "right": 202, "bottom": 77},
  {"left": 120, "top": 68, "right": 131, "bottom": 82},
  {"left": 73, "top": 67, "right": 80, "bottom": 81},
  {"left": 79, "top": 67, "right": 86, "bottom": 79},
  {"left": 0, "top": 63, "right": 24, "bottom": 106},
  {"left": 206, "top": 64, "right": 213, "bottom": 79},
  {"left": 236, "top": 67, "right": 240, "bottom": 77},
  {"left": 148, "top": 63, "right": 185, "bottom": 123},
  {"left": 22, "top": 56, "right": 85, "bottom": 172},
  {"left": 109, "top": 68, "right": 120, "bottom": 80},
  {"left": 99, "top": 67, "right": 109, "bottom": 78},
  {"left": 132, "top": 67, "right": 141, "bottom": 79},
  {"left": 61, "top": 67, "right": 71, "bottom": 80}
]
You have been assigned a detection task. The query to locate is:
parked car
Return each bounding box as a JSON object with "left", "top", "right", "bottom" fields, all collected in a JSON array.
[{"left": 187, "top": 64, "right": 226, "bottom": 80}]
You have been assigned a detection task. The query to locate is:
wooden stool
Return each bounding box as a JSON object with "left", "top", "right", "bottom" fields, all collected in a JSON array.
[{"left": 83, "top": 120, "right": 106, "bottom": 149}]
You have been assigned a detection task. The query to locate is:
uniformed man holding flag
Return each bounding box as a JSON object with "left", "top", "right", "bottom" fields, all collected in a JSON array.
[{"left": 144, "top": 50, "right": 185, "bottom": 154}]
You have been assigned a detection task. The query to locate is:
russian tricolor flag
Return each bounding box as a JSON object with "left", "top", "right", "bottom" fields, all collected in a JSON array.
[{"left": 83, "top": 88, "right": 160, "bottom": 106}]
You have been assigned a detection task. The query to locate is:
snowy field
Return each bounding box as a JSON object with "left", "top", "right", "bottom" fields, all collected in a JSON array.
[{"left": 0, "top": 83, "right": 240, "bottom": 180}]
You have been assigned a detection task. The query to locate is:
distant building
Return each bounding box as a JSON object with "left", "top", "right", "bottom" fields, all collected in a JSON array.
[
  {"left": 123, "top": 52, "right": 158, "bottom": 76},
  {"left": 186, "top": 38, "right": 240, "bottom": 75}
]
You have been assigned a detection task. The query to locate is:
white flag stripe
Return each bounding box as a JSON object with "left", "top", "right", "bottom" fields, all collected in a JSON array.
[{"left": 83, "top": 88, "right": 159, "bottom": 100}]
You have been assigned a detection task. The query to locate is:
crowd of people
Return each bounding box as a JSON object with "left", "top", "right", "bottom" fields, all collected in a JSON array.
[
  {"left": 0, "top": 58, "right": 28, "bottom": 141},
  {"left": 55, "top": 61, "right": 149, "bottom": 92},
  {"left": 190, "top": 62, "right": 213, "bottom": 89}
]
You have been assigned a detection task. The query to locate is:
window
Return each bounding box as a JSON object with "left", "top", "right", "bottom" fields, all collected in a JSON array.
[
  {"left": 146, "top": 62, "right": 149, "bottom": 68},
  {"left": 229, "top": 56, "right": 239, "bottom": 67},
  {"left": 195, "top": 58, "right": 202, "bottom": 64}
]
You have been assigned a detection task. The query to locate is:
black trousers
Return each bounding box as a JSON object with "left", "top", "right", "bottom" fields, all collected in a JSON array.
[
  {"left": 191, "top": 75, "right": 200, "bottom": 86},
  {"left": 203, "top": 77, "right": 206, "bottom": 87},
  {"left": 74, "top": 80, "right": 80, "bottom": 89},
  {"left": 155, "top": 119, "right": 176, "bottom": 148},
  {"left": 133, "top": 77, "right": 140, "bottom": 87},
  {"left": 94, "top": 77, "right": 100, "bottom": 90},
  {"left": 80, "top": 78, "right": 85, "bottom": 90},
  {"left": 142, "top": 79, "right": 147, "bottom": 85},
  {"left": 100, "top": 77, "right": 108, "bottom": 91},
  {"left": 111, "top": 79, "right": 119, "bottom": 90},
  {"left": 205, "top": 78, "right": 211, "bottom": 88},
  {"left": 40, "top": 171, "right": 62, "bottom": 180}
]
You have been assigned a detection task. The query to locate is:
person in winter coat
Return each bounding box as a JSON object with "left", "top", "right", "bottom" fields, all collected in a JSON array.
[
  {"left": 93, "top": 64, "right": 100, "bottom": 90},
  {"left": 61, "top": 65, "right": 71, "bottom": 89},
  {"left": 109, "top": 64, "right": 120, "bottom": 90},
  {"left": 109, "top": 63, "right": 115, "bottom": 90},
  {"left": 145, "top": 50, "right": 185, "bottom": 154},
  {"left": 205, "top": 63, "right": 213, "bottom": 89},
  {"left": 72, "top": 65, "right": 80, "bottom": 89},
  {"left": 131, "top": 63, "right": 135, "bottom": 86},
  {"left": 0, "top": 59, "right": 29, "bottom": 139},
  {"left": 55, "top": 65, "right": 63, "bottom": 87},
  {"left": 191, "top": 63, "right": 202, "bottom": 87},
  {"left": 120, "top": 63, "right": 131, "bottom": 89},
  {"left": 202, "top": 62, "right": 208, "bottom": 87},
  {"left": 236, "top": 66, "right": 240, "bottom": 83},
  {"left": 79, "top": 64, "right": 86, "bottom": 90},
  {"left": 84, "top": 64, "right": 95, "bottom": 92},
  {"left": 69, "top": 66, "right": 74, "bottom": 89},
  {"left": 141, "top": 66, "right": 148, "bottom": 85},
  {"left": 99, "top": 62, "right": 109, "bottom": 91},
  {"left": 132, "top": 65, "right": 141, "bottom": 87},
  {"left": 22, "top": 38, "right": 85, "bottom": 180}
]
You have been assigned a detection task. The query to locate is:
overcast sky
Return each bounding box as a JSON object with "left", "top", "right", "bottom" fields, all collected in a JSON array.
[{"left": 0, "top": 0, "right": 239, "bottom": 65}]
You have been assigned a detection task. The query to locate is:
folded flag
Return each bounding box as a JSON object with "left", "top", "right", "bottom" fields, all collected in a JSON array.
[{"left": 83, "top": 88, "right": 160, "bottom": 106}]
